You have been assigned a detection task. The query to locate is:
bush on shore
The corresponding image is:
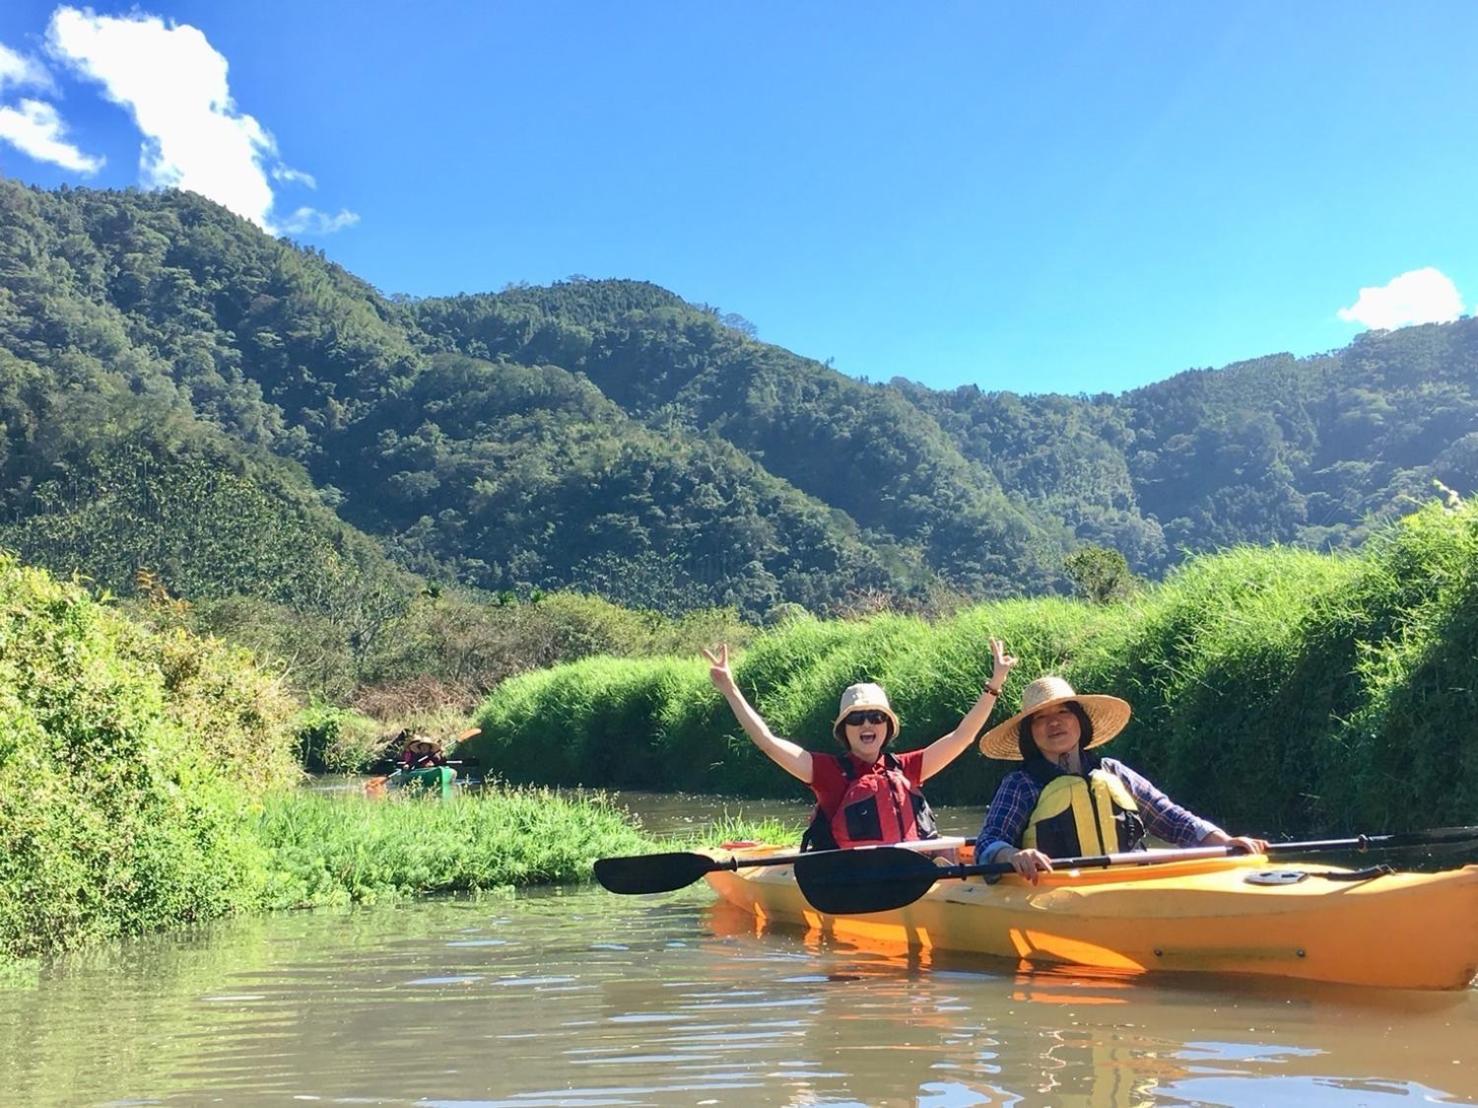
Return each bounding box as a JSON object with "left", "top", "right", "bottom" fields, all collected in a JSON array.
[
  {"left": 0, "top": 555, "right": 299, "bottom": 960},
  {"left": 470, "top": 502, "right": 1478, "bottom": 834},
  {"left": 291, "top": 703, "right": 389, "bottom": 773},
  {"left": 0, "top": 555, "right": 695, "bottom": 965}
]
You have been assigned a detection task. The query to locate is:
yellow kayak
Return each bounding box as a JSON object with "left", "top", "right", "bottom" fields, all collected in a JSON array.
[{"left": 704, "top": 844, "right": 1478, "bottom": 991}]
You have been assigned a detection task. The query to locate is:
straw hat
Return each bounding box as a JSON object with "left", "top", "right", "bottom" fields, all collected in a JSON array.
[
  {"left": 831, "top": 682, "right": 900, "bottom": 739},
  {"left": 977, "top": 676, "right": 1131, "bottom": 760},
  {"left": 399, "top": 730, "right": 441, "bottom": 753}
]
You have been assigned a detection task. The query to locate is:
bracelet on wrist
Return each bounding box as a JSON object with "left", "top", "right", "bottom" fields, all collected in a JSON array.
[{"left": 985, "top": 682, "right": 1002, "bottom": 697}]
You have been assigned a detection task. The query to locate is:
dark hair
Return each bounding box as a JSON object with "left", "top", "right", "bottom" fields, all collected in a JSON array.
[{"left": 1017, "top": 701, "right": 1094, "bottom": 760}]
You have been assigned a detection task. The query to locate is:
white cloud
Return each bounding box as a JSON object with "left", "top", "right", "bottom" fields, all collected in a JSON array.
[
  {"left": 0, "top": 41, "right": 55, "bottom": 94},
  {"left": 45, "top": 7, "right": 355, "bottom": 235},
  {"left": 272, "top": 165, "right": 317, "bottom": 188},
  {"left": 1337, "top": 267, "right": 1465, "bottom": 330},
  {"left": 277, "top": 207, "right": 361, "bottom": 234},
  {"left": 0, "top": 97, "right": 103, "bottom": 173}
]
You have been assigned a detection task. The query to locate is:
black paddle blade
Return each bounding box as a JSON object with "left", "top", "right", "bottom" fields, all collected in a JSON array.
[
  {"left": 593, "top": 851, "right": 717, "bottom": 895},
  {"left": 793, "top": 847, "right": 946, "bottom": 915}
]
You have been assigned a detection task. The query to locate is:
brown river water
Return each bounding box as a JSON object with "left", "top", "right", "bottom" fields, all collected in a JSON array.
[{"left": 1, "top": 792, "right": 1474, "bottom": 1106}]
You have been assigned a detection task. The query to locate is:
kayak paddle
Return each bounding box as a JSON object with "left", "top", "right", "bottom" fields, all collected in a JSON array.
[
  {"left": 593, "top": 836, "right": 968, "bottom": 896},
  {"left": 793, "top": 825, "right": 1478, "bottom": 915}
]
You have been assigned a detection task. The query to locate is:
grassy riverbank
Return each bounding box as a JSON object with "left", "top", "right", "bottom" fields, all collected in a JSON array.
[
  {"left": 470, "top": 501, "right": 1478, "bottom": 834},
  {"left": 256, "top": 788, "right": 652, "bottom": 906},
  {"left": 0, "top": 554, "right": 664, "bottom": 966}
]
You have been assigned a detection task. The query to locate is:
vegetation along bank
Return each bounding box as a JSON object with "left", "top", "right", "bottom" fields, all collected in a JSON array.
[
  {"left": 471, "top": 500, "right": 1478, "bottom": 835},
  {"left": 0, "top": 553, "right": 650, "bottom": 965}
]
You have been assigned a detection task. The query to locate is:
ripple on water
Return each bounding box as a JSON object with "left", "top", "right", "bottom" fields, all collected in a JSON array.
[{"left": 1, "top": 883, "right": 1475, "bottom": 1106}]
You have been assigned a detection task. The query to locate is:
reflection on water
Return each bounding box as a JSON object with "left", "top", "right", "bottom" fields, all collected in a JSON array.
[
  {"left": 1, "top": 791, "right": 1475, "bottom": 1106},
  {"left": 1, "top": 882, "right": 1473, "bottom": 1107}
]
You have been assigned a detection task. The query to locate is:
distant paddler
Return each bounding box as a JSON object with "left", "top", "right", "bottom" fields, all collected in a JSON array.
[
  {"left": 364, "top": 727, "right": 479, "bottom": 799},
  {"left": 396, "top": 730, "right": 450, "bottom": 771}
]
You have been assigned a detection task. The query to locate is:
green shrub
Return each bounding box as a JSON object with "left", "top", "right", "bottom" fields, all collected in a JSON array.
[
  {"left": 0, "top": 555, "right": 298, "bottom": 960},
  {"left": 291, "top": 703, "right": 387, "bottom": 773},
  {"left": 470, "top": 503, "right": 1478, "bottom": 834}
]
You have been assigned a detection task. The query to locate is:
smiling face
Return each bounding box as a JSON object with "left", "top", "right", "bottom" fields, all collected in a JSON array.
[
  {"left": 1027, "top": 702, "right": 1083, "bottom": 759},
  {"left": 840, "top": 709, "right": 892, "bottom": 762}
]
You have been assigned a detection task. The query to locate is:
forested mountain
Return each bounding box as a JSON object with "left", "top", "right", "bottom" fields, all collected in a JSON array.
[
  {"left": 2, "top": 180, "right": 1475, "bottom": 625},
  {"left": 903, "top": 326, "right": 1478, "bottom": 568}
]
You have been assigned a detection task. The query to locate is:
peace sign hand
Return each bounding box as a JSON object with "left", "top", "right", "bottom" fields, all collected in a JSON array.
[
  {"left": 701, "top": 643, "right": 736, "bottom": 693},
  {"left": 989, "top": 637, "right": 1018, "bottom": 686}
]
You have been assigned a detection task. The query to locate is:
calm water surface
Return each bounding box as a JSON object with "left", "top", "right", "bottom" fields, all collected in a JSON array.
[{"left": 1, "top": 793, "right": 1474, "bottom": 1107}]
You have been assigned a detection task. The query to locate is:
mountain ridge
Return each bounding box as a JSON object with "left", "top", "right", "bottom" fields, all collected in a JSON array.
[{"left": 3, "top": 180, "right": 1475, "bottom": 622}]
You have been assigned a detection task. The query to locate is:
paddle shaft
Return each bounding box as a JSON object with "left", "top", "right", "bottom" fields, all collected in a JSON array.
[
  {"left": 911, "top": 828, "right": 1478, "bottom": 884},
  {"left": 708, "top": 836, "right": 967, "bottom": 875}
]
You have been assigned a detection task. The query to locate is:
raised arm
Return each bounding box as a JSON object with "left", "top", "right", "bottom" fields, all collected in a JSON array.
[
  {"left": 919, "top": 638, "right": 1017, "bottom": 781},
  {"left": 702, "top": 644, "right": 813, "bottom": 783}
]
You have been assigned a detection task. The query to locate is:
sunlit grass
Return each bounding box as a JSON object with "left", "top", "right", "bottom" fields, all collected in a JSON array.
[
  {"left": 471, "top": 503, "right": 1478, "bottom": 835},
  {"left": 255, "top": 787, "right": 654, "bottom": 907}
]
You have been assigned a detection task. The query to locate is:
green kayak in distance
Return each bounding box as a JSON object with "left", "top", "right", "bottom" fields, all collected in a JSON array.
[{"left": 390, "top": 765, "right": 457, "bottom": 799}]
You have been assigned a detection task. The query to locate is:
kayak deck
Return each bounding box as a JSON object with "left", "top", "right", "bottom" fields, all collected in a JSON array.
[{"left": 703, "top": 845, "right": 1478, "bottom": 990}]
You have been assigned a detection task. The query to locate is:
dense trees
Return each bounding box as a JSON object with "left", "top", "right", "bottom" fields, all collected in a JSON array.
[{"left": 2, "top": 180, "right": 1476, "bottom": 637}]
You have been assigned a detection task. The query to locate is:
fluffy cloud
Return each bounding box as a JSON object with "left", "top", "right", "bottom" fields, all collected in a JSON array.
[
  {"left": 46, "top": 6, "right": 354, "bottom": 235},
  {"left": 0, "top": 97, "right": 103, "bottom": 173},
  {"left": 0, "top": 40, "right": 55, "bottom": 93},
  {"left": 277, "top": 207, "right": 361, "bottom": 234},
  {"left": 0, "top": 38, "right": 101, "bottom": 172},
  {"left": 272, "top": 165, "right": 317, "bottom": 188},
  {"left": 1337, "top": 267, "right": 1465, "bottom": 330}
]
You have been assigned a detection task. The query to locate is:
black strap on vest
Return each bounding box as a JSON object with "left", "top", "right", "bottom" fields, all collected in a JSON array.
[{"left": 800, "top": 752, "right": 906, "bottom": 853}]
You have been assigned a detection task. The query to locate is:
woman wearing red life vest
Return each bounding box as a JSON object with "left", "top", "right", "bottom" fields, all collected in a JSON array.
[{"left": 702, "top": 638, "right": 1016, "bottom": 850}]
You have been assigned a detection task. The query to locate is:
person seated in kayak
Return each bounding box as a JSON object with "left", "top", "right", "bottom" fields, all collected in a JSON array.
[
  {"left": 395, "top": 732, "right": 448, "bottom": 771},
  {"left": 974, "top": 676, "right": 1267, "bottom": 883},
  {"left": 702, "top": 638, "right": 1017, "bottom": 851}
]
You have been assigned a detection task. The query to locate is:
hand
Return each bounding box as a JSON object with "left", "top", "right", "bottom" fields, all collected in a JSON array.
[
  {"left": 1004, "top": 847, "right": 1053, "bottom": 885},
  {"left": 1225, "top": 835, "right": 1269, "bottom": 855},
  {"left": 700, "top": 644, "right": 736, "bottom": 693},
  {"left": 989, "top": 637, "right": 1018, "bottom": 686}
]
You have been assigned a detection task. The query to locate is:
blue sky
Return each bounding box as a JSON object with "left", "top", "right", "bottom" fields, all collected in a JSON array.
[{"left": 1, "top": 2, "right": 1475, "bottom": 395}]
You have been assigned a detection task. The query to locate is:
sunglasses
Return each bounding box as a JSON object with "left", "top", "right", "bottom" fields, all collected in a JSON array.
[{"left": 844, "top": 710, "right": 889, "bottom": 727}]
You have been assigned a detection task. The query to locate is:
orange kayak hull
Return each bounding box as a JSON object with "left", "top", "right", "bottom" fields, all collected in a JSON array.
[{"left": 704, "top": 847, "right": 1478, "bottom": 991}]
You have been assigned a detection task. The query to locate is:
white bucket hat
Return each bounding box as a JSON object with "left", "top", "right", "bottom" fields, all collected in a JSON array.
[
  {"left": 977, "top": 675, "right": 1131, "bottom": 760},
  {"left": 832, "top": 682, "right": 901, "bottom": 742}
]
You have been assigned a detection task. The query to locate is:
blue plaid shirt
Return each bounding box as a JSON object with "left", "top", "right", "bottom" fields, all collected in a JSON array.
[{"left": 975, "top": 757, "right": 1219, "bottom": 861}]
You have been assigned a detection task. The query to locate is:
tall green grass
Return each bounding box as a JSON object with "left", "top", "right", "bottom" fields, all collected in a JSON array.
[
  {"left": 471, "top": 502, "right": 1478, "bottom": 834},
  {"left": 255, "top": 788, "right": 652, "bottom": 906}
]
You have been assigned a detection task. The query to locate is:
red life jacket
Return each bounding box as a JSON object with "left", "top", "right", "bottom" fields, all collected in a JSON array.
[{"left": 801, "top": 753, "right": 940, "bottom": 851}]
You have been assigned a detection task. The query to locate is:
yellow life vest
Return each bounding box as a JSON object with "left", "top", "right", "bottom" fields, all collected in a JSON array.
[{"left": 1022, "top": 766, "right": 1144, "bottom": 858}]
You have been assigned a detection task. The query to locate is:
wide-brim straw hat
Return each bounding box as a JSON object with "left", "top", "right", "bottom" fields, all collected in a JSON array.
[
  {"left": 977, "top": 675, "right": 1132, "bottom": 760},
  {"left": 832, "top": 682, "right": 901, "bottom": 736}
]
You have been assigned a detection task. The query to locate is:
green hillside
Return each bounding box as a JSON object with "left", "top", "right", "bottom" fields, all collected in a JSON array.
[{"left": 3, "top": 179, "right": 1476, "bottom": 633}]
